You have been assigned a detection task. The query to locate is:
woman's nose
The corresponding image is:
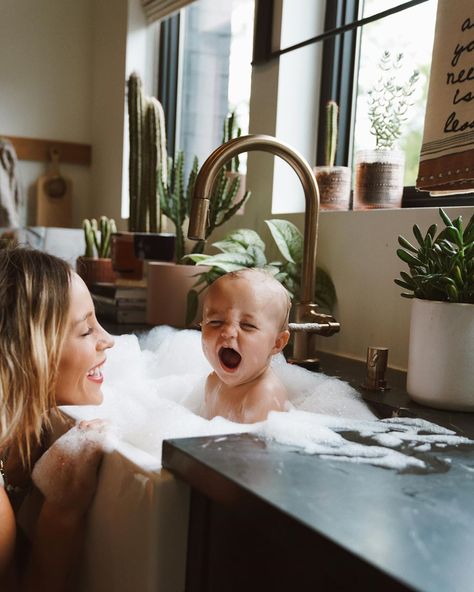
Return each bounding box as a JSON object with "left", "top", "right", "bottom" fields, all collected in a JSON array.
[{"left": 97, "top": 326, "right": 115, "bottom": 350}]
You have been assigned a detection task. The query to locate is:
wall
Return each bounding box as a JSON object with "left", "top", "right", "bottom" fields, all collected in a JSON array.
[{"left": 0, "top": 0, "right": 131, "bottom": 228}]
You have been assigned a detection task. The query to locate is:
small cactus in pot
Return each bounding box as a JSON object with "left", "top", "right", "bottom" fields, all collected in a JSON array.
[
  {"left": 77, "top": 216, "right": 117, "bottom": 286},
  {"left": 313, "top": 100, "right": 351, "bottom": 211}
]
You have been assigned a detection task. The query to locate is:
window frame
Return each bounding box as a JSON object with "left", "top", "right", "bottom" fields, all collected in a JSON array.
[{"left": 252, "top": 0, "right": 474, "bottom": 209}]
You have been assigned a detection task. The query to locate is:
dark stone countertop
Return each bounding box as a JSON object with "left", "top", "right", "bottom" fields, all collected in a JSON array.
[{"left": 162, "top": 352, "right": 474, "bottom": 592}]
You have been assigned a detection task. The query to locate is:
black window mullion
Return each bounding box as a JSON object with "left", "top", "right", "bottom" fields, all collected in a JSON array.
[{"left": 316, "top": 0, "right": 359, "bottom": 167}]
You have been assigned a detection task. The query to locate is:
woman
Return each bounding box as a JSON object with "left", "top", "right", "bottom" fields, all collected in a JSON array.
[{"left": 0, "top": 245, "right": 114, "bottom": 590}]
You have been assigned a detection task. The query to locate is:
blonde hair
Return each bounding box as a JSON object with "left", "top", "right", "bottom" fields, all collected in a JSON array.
[{"left": 0, "top": 246, "right": 71, "bottom": 465}]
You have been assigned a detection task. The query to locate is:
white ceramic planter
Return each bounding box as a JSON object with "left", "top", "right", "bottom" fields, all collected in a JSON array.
[{"left": 407, "top": 299, "right": 474, "bottom": 411}]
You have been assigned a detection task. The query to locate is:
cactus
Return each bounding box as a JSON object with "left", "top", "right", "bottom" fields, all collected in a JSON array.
[
  {"left": 127, "top": 73, "right": 168, "bottom": 232},
  {"left": 324, "top": 100, "right": 339, "bottom": 168},
  {"left": 223, "top": 110, "right": 241, "bottom": 172},
  {"left": 158, "top": 152, "right": 199, "bottom": 262},
  {"left": 82, "top": 216, "right": 117, "bottom": 258},
  {"left": 127, "top": 73, "right": 143, "bottom": 232}
]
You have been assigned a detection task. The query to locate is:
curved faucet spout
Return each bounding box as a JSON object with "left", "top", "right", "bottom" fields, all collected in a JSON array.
[
  {"left": 189, "top": 134, "right": 319, "bottom": 304},
  {"left": 188, "top": 134, "right": 340, "bottom": 366}
]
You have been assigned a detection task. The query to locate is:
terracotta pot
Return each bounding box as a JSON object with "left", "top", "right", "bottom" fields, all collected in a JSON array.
[
  {"left": 407, "top": 299, "right": 474, "bottom": 411},
  {"left": 110, "top": 232, "right": 143, "bottom": 280},
  {"left": 313, "top": 166, "right": 351, "bottom": 211},
  {"left": 147, "top": 263, "right": 210, "bottom": 328},
  {"left": 76, "top": 257, "right": 116, "bottom": 287},
  {"left": 353, "top": 149, "right": 405, "bottom": 209}
]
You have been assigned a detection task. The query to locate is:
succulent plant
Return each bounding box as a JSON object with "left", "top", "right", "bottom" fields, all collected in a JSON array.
[
  {"left": 127, "top": 73, "right": 168, "bottom": 232},
  {"left": 368, "top": 51, "right": 419, "bottom": 150},
  {"left": 83, "top": 216, "right": 117, "bottom": 258},
  {"left": 395, "top": 208, "right": 474, "bottom": 303},
  {"left": 324, "top": 100, "right": 339, "bottom": 168}
]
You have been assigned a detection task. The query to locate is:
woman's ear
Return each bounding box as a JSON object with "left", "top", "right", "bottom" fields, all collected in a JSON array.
[{"left": 272, "top": 330, "right": 290, "bottom": 354}]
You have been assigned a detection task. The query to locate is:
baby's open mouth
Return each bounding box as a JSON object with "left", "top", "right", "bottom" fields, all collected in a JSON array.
[{"left": 219, "top": 347, "right": 241, "bottom": 370}]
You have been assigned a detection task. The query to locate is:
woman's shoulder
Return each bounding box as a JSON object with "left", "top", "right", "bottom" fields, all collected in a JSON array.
[{"left": 0, "top": 485, "right": 16, "bottom": 578}]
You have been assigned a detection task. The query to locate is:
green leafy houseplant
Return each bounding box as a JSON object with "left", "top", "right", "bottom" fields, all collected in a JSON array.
[
  {"left": 184, "top": 219, "right": 336, "bottom": 325},
  {"left": 395, "top": 208, "right": 474, "bottom": 303},
  {"left": 82, "top": 216, "right": 117, "bottom": 259}
]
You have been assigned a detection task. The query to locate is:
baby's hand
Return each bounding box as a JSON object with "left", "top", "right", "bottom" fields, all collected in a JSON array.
[{"left": 32, "top": 420, "right": 109, "bottom": 515}]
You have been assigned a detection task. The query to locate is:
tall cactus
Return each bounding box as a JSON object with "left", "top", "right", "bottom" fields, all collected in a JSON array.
[
  {"left": 223, "top": 111, "right": 241, "bottom": 172},
  {"left": 324, "top": 100, "right": 339, "bottom": 168},
  {"left": 127, "top": 72, "right": 168, "bottom": 232},
  {"left": 143, "top": 97, "right": 168, "bottom": 232},
  {"left": 127, "top": 73, "right": 143, "bottom": 231}
]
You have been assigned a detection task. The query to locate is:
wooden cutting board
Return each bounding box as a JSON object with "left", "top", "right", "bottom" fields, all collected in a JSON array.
[{"left": 36, "top": 148, "right": 73, "bottom": 227}]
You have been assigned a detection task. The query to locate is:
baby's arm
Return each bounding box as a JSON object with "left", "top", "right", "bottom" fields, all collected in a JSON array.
[{"left": 240, "top": 375, "right": 288, "bottom": 423}]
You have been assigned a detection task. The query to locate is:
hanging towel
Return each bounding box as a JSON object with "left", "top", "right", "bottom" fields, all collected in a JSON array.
[
  {"left": 0, "top": 138, "right": 23, "bottom": 227},
  {"left": 416, "top": 0, "right": 474, "bottom": 195}
]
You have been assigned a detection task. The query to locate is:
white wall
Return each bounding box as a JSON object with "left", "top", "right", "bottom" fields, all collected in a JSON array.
[
  {"left": 0, "top": 0, "right": 132, "bottom": 228},
  {"left": 0, "top": 0, "right": 94, "bottom": 225}
]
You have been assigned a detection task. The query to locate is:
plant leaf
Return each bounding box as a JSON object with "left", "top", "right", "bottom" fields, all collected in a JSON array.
[
  {"left": 265, "top": 219, "right": 303, "bottom": 265},
  {"left": 185, "top": 289, "right": 199, "bottom": 326}
]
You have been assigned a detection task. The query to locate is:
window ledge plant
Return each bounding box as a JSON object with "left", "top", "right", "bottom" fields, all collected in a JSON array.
[
  {"left": 354, "top": 51, "right": 419, "bottom": 210},
  {"left": 395, "top": 208, "right": 474, "bottom": 411},
  {"left": 313, "top": 100, "right": 351, "bottom": 211}
]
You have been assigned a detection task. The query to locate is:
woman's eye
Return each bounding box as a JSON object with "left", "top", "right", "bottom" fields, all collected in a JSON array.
[{"left": 81, "top": 327, "right": 93, "bottom": 337}]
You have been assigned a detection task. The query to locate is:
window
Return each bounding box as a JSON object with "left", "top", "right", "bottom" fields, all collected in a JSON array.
[
  {"left": 254, "top": 0, "right": 474, "bottom": 208},
  {"left": 156, "top": 0, "right": 255, "bottom": 176}
]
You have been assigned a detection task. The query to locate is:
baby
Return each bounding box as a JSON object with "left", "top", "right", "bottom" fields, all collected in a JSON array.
[{"left": 201, "top": 268, "right": 291, "bottom": 423}]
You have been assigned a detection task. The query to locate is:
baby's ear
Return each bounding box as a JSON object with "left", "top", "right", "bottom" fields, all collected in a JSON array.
[{"left": 272, "top": 330, "right": 290, "bottom": 354}]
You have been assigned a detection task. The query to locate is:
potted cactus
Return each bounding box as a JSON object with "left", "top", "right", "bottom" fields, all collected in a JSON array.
[
  {"left": 313, "top": 100, "right": 351, "bottom": 211},
  {"left": 76, "top": 216, "right": 117, "bottom": 286},
  {"left": 146, "top": 112, "right": 251, "bottom": 328},
  {"left": 112, "top": 73, "right": 174, "bottom": 280},
  {"left": 395, "top": 208, "right": 474, "bottom": 410},
  {"left": 354, "top": 51, "right": 419, "bottom": 209}
]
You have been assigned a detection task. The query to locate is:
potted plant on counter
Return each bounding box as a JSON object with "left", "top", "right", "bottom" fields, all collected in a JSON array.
[
  {"left": 112, "top": 73, "right": 174, "bottom": 280},
  {"left": 354, "top": 51, "right": 419, "bottom": 209},
  {"left": 313, "top": 101, "right": 351, "bottom": 211},
  {"left": 76, "top": 216, "right": 117, "bottom": 286},
  {"left": 395, "top": 208, "right": 474, "bottom": 410}
]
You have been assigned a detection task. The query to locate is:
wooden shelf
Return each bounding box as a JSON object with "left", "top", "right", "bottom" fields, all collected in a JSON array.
[{"left": 2, "top": 135, "right": 92, "bottom": 166}]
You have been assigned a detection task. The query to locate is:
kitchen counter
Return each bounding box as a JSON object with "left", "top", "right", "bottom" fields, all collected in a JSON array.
[{"left": 162, "top": 352, "right": 474, "bottom": 592}]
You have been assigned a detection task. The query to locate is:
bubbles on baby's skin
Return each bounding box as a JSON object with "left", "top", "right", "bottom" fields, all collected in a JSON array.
[{"left": 63, "top": 327, "right": 474, "bottom": 473}]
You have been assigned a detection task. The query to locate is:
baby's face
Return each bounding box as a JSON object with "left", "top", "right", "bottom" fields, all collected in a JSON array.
[{"left": 201, "top": 276, "right": 289, "bottom": 387}]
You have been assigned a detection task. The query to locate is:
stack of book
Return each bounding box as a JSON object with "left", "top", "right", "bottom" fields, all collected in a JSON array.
[{"left": 90, "top": 280, "right": 147, "bottom": 324}]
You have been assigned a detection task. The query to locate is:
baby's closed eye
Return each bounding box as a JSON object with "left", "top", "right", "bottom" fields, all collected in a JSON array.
[
  {"left": 207, "top": 320, "right": 223, "bottom": 327},
  {"left": 240, "top": 322, "right": 258, "bottom": 330}
]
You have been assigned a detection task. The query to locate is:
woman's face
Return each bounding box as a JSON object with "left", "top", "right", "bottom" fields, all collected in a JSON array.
[{"left": 55, "top": 273, "right": 115, "bottom": 406}]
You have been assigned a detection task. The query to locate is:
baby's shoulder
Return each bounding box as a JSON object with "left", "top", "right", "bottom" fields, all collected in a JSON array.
[{"left": 240, "top": 373, "right": 287, "bottom": 423}]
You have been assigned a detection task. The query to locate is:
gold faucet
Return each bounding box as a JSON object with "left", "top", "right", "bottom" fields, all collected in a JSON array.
[{"left": 188, "top": 134, "right": 340, "bottom": 367}]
